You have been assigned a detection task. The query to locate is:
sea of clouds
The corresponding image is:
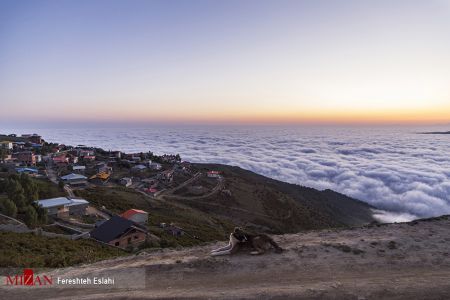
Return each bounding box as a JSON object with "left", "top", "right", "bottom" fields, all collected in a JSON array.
[{"left": 19, "top": 125, "right": 450, "bottom": 222}]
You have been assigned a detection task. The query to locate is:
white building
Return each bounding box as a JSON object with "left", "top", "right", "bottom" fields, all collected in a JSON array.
[
  {"left": 35, "top": 197, "right": 89, "bottom": 216},
  {"left": 0, "top": 141, "right": 13, "bottom": 150},
  {"left": 61, "top": 173, "right": 88, "bottom": 186}
]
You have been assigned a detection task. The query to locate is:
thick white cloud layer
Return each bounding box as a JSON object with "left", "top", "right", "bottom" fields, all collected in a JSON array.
[{"left": 31, "top": 125, "right": 450, "bottom": 222}]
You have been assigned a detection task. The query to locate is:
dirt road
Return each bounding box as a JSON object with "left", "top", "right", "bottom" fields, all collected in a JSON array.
[{"left": 2, "top": 216, "right": 450, "bottom": 299}]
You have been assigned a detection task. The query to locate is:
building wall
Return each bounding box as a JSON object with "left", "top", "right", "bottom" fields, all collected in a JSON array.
[
  {"left": 13, "top": 152, "right": 36, "bottom": 165},
  {"left": 109, "top": 230, "right": 146, "bottom": 248},
  {"left": 0, "top": 142, "right": 13, "bottom": 150},
  {"left": 68, "top": 204, "right": 88, "bottom": 215},
  {"left": 66, "top": 179, "right": 87, "bottom": 186}
]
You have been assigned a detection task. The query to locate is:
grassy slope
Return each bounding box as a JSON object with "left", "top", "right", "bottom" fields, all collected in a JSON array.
[
  {"left": 76, "top": 163, "right": 374, "bottom": 245},
  {"left": 0, "top": 231, "right": 125, "bottom": 269},
  {"left": 189, "top": 163, "right": 375, "bottom": 233},
  {"left": 1, "top": 163, "right": 375, "bottom": 268},
  {"left": 74, "top": 187, "right": 235, "bottom": 246}
]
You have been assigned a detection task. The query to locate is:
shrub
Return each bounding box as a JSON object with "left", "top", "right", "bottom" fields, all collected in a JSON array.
[{"left": 0, "top": 198, "right": 17, "bottom": 218}]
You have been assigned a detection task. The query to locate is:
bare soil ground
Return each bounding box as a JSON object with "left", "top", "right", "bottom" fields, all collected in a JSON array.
[{"left": 2, "top": 216, "right": 450, "bottom": 299}]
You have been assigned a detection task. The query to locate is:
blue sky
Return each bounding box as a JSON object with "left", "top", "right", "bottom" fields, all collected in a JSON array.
[{"left": 1, "top": 0, "right": 449, "bottom": 126}]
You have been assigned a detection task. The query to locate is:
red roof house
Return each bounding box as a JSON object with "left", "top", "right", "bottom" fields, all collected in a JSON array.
[{"left": 120, "top": 209, "right": 148, "bottom": 224}]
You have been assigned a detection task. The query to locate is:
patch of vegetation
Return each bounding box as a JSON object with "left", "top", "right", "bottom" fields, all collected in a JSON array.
[
  {"left": 0, "top": 232, "right": 125, "bottom": 268},
  {"left": 191, "top": 163, "right": 375, "bottom": 234},
  {"left": 0, "top": 174, "right": 58, "bottom": 227},
  {"left": 42, "top": 225, "right": 74, "bottom": 235},
  {"left": 74, "top": 186, "right": 151, "bottom": 213},
  {"left": 33, "top": 178, "right": 66, "bottom": 199}
]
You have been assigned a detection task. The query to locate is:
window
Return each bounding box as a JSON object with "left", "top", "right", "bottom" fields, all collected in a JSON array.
[
  {"left": 115, "top": 242, "right": 119, "bottom": 246},
  {"left": 134, "top": 235, "right": 138, "bottom": 239},
  {"left": 127, "top": 237, "right": 131, "bottom": 244}
]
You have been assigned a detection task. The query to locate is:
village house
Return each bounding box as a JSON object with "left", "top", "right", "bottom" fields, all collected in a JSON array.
[
  {"left": 131, "top": 164, "right": 147, "bottom": 172},
  {"left": 157, "top": 170, "right": 173, "bottom": 183},
  {"left": 12, "top": 141, "right": 26, "bottom": 150},
  {"left": 30, "top": 143, "right": 43, "bottom": 150},
  {"left": 120, "top": 209, "right": 148, "bottom": 224},
  {"left": 35, "top": 197, "right": 89, "bottom": 217},
  {"left": 82, "top": 155, "right": 96, "bottom": 162},
  {"left": 60, "top": 173, "right": 88, "bottom": 186},
  {"left": 207, "top": 171, "right": 220, "bottom": 178},
  {"left": 161, "top": 154, "right": 181, "bottom": 163},
  {"left": 109, "top": 151, "right": 121, "bottom": 159},
  {"left": 0, "top": 141, "right": 13, "bottom": 150},
  {"left": 131, "top": 156, "right": 141, "bottom": 163},
  {"left": 148, "top": 162, "right": 162, "bottom": 170},
  {"left": 71, "top": 165, "right": 86, "bottom": 173},
  {"left": 119, "top": 177, "right": 132, "bottom": 187},
  {"left": 68, "top": 154, "right": 78, "bottom": 164},
  {"left": 78, "top": 149, "right": 95, "bottom": 157},
  {"left": 90, "top": 215, "right": 147, "bottom": 249},
  {"left": 0, "top": 154, "right": 13, "bottom": 164},
  {"left": 52, "top": 154, "right": 69, "bottom": 165},
  {"left": 95, "top": 162, "right": 112, "bottom": 174},
  {"left": 89, "top": 172, "right": 110, "bottom": 185},
  {"left": 143, "top": 187, "right": 158, "bottom": 195},
  {"left": 12, "top": 151, "right": 36, "bottom": 165},
  {"left": 35, "top": 154, "right": 42, "bottom": 163}
]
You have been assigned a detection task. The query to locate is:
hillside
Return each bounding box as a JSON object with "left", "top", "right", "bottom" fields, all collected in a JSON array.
[
  {"left": 74, "top": 163, "right": 375, "bottom": 247},
  {"left": 186, "top": 163, "right": 375, "bottom": 232},
  {"left": 2, "top": 215, "right": 449, "bottom": 299}
]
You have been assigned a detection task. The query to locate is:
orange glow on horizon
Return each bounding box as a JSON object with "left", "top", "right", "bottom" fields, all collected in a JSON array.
[{"left": 32, "top": 103, "right": 449, "bottom": 125}]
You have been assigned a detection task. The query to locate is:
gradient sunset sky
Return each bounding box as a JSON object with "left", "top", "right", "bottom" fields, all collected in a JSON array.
[{"left": 1, "top": 0, "right": 450, "bottom": 125}]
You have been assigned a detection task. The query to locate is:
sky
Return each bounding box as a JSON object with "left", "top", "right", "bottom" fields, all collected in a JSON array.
[{"left": 1, "top": 0, "right": 450, "bottom": 125}]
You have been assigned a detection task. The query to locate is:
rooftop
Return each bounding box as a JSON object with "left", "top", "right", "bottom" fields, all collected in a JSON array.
[
  {"left": 61, "top": 173, "right": 87, "bottom": 181},
  {"left": 121, "top": 209, "right": 148, "bottom": 219},
  {"left": 35, "top": 197, "right": 89, "bottom": 208},
  {"left": 15, "top": 167, "right": 38, "bottom": 173},
  {"left": 90, "top": 215, "right": 146, "bottom": 243}
]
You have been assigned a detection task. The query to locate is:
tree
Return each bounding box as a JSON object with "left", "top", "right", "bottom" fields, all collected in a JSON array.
[
  {"left": 6, "top": 179, "right": 26, "bottom": 208},
  {"left": 35, "top": 204, "right": 48, "bottom": 224},
  {"left": 23, "top": 205, "right": 38, "bottom": 227},
  {"left": 0, "top": 198, "right": 18, "bottom": 218},
  {"left": 19, "top": 174, "right": 39, "bottom": 203}
]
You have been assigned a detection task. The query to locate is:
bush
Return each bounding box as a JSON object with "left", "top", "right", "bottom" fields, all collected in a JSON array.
[
  {"left": 0, "top": 198, "right": 17, "bottom": 218},
  {"left": 23, "top": 205, "right": 38, "bottom": 227},
  {"left": 0, "top": 232, "right": 126, "bottom": 268}
]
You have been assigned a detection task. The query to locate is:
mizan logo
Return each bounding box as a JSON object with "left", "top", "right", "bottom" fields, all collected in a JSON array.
[{"left": 5, "top": 269, "right": 53, "bottom": 286}]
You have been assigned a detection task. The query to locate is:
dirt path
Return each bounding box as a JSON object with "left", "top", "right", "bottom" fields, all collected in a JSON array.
[
  {"left": 156, "top": 172, "right": 202, "bottom": 199},
  {"left": 2, "top": 216, "right": 450, "bottom": 299}
]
